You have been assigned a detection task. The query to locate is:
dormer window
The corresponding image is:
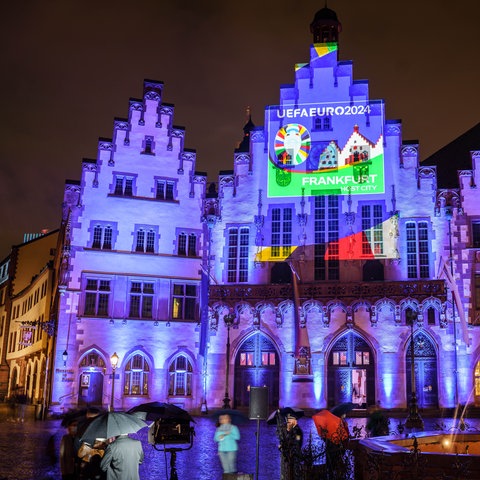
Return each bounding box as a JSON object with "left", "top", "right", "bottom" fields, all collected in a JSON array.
[{"left": 142, "top": 136, "right": 155, "bottom": 155}]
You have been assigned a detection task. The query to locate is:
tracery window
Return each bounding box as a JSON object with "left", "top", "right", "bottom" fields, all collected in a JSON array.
[
  {"left": 124, "top": 354, "right": 150, "bottom": 396},
  {"left": 168, "top": 354, "right": 193, "bottom": 396}
]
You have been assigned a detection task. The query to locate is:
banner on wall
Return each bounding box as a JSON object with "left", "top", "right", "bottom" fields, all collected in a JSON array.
[{"left": 266, "top": 101, "right": 385, "bottom": 198}]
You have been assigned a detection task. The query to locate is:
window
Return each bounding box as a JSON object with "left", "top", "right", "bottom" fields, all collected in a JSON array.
[
  {"left": 156, "top": 179, "right": 175, "bottom": 200},
  {"left": 227, "top": 227, "right": 249, "bottom": 283},
  {"left": 168, "top": 355, "right": 193, "bottom": 396},
  {"left": 129, "top": 282, "right": 154, "bottom": 318},
  {"left": 84, "top": 279, "right": 110, "bottom": 316},
  {"left": 80, "top": 351, "right": 106, "bottom": 368},
  {"left": 314, "top": 196, "right": 339, "bottom": 280},
  {"left": 92, "top": 224, "right": 113, "bottom": 250},
  {"left": 172, "top": 284, "right": 197, "bottom": 320},
  {"left": 178, "top": 233, "right": 197, "bottom": 257},
  {"left": 142, "top": 136, "right": 154, "bottom": 155},
  {"left": 135, "top": 228, "right": 156, "bottom": 253},
  {"left": 124, "top": 354, "right": 150, "bottom": 395},
  {"left": 271, "top": 208, "right": 292, "bottom": 258},
  {"left": 261, "top": 352, "right": 276, "bottom": 366},
  {"left": 475, "top": 274, "right": 480, "bottom": 325},
  {"left": 472, "top": 221, "right": 480, "bottom": 248},
  {"left": 113, "top": 175, "right": 134, "bottom": 196},
  {"left": 314, "top": 116, "right": 332, "bottom": 131},
  {"left": 406, "top": 221, "right": 429, "bottom": 278},
  {"left": 362, "top": 204, "right": 383, "bottom": 256}
]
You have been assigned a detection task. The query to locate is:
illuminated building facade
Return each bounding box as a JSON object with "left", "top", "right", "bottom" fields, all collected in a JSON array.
[
  {"left": 0, "top": 231, "right": 58, "bottom": 412},
  {"left": 44, "top": 7, "right": 480, "bottom": 415}
]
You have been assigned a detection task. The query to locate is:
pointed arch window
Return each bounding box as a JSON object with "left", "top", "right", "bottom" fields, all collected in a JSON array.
[
  {"left": 124, "top": 354, "right": 150, "bottom": 396},
  {"left": 168, "top": 354, "right": 193, "bottom": 396},
  {"left": 79, "top": 351, "right": 106, "bottom": 369}
]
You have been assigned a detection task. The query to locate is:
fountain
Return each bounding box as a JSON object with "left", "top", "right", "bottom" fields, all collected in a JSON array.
[{"left": 353, "top": 428, "right": 480, "bottom": 479}]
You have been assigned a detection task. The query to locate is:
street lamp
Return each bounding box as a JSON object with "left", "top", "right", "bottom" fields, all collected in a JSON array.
[
  {"left": 222, "top": 313, "right": 235, "bottom": 409},
  {"left": 405, "top": 310, "right": 424, "bottom": 430},
  {"left": 110, "top": 352, "right": 119, "bottom": 411},
  {"left": 62, "top": 350, "right": 68, "bottom": 367}
]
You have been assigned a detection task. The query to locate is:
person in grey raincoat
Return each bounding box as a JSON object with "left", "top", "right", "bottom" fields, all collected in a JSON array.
[{"left": 100, "top": 434, "right": 144, "bottom": 480}]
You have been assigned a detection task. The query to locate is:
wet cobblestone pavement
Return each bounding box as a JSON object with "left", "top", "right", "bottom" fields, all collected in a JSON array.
[{"left": 0, "top": 413, "right": 478, "bottom": 480}]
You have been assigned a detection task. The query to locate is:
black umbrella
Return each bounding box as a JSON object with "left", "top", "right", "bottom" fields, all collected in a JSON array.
[
  {"left": 128, "top": 402, "right": 195, "bottom": 423},
  {"left": 210, "top": 408, "right": 249, "bottom": 425},
  {"left": 330, "top": 402, "right": 356, "bottom": 417},
  {"left": 61, "top": 408, "right": 88, "bottom": 427},
  {"left": 267, "top": 407, "right": 304, "bottom": 425},
  {"left": 80, "top": 411, "right": 147, "bottom": 445}
]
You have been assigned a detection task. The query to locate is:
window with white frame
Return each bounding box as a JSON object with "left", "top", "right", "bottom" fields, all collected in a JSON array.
[
  {"left": 92, "top": 224, "right": 113, "bottom": 249},
  {"left": 168, "top": 354, "right": 192, "bottom": 396},
  {"left": 271, "top": 208, "right": 292, "bottom": 258},
  {"left": 113, "top": 175, "right": 135, "bottom": 196},
  {"left": 227, "top": 227, "right": 249, "bottom": 283},
  {"left": 134, "top": 227, "right": 157, "bottom": 253},
  {"left": 172, "top": 284, "right": 197, "bottom": 320},
  {"left": 362, "top": 204, "right": 384, "bottom": 256},
  {"left": 124, "top": 353, "right": 150, "bottom": 395},
  {"left": 84, "top": 279, "right": 110, "bottom": 316},
  {"left": 314, "top": 196, "right": 339, "bottom": 280},
  {"left": 177, "top": 232, "right": 197, "bottom": 257},
  {"left": 156, "top": 178, "right": 175, "bottom": 200},
  {"left": 406, "top": 221, "right": 429, "bottom": 279},
  {"left": 129, "top": 282, "right": 154, "bottom": 318}
]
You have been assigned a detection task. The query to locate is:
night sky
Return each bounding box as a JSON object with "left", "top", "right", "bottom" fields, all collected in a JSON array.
[{"left": 1, "top": 1, "right": 479, "bottom": 257}]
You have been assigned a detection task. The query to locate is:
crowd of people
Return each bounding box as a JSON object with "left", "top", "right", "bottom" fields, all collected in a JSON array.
[{"left": 59, "top": 408, "right": 144, "bottom": 480}]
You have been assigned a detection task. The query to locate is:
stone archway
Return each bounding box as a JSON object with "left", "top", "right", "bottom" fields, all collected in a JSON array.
[
  {"left": 234, "top": 332, "right": 280, "bottom": 409},
  {"left": 327, "top": 331, "right": 375, "bottom": 409},
  {"left": 406, "top": 331, "right": 438, "bottom": 409}
]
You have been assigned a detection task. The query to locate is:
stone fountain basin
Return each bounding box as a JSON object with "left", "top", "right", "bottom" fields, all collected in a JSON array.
[{"left": 354, "top": 431, "right": 480, "bottom": 479}]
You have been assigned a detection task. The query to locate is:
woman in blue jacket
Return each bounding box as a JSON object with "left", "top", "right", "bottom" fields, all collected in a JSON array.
[{"left": 214, "top": 414, "right": 241, "bottom": 475}]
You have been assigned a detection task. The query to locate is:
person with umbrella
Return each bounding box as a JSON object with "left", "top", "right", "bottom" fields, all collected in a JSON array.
[
  {"left": 100, "top": 434, "right": 144, "bottom": 480},
  {"left": 214, "top": 413, "right": 241, "bottom": 477}
]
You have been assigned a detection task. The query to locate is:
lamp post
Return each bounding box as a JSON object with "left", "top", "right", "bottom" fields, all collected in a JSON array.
[
  {"left": 110, "top": 352, "right": 119, "bottom": 411},
  {"left": 405, "top": 310, "right": 424, "bottom": 430},
  {"left": 222, "top": 313, "right": 235, "bottom": 409}
]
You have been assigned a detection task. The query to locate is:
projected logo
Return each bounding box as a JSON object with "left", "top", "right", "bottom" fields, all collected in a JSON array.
[
  {"left": 274, "top": 124, "right": 311, "bottom": 166},
  {"left": 267, "top": 101, "right": 385, "bottom": 198}
]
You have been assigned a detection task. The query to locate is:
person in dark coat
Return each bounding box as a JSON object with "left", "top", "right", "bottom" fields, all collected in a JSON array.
[
  {"left": 60, "top": 421, "right": 78, "bottom": 480},
  {"left": 100, "top": 434, "right": 144, "bottom": 480}
]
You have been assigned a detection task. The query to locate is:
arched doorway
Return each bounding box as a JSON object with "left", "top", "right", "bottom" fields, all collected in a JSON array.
[
  {"left": 234, "top": 333, "right": 279, "bottom": 409},
  {"left": 327, "top": 331, "right": 375, "bottom": 408},
  {"left": 78, "top": 351, "right": 106, "bottom": 406},
  {"left": 406, "top": 331, "right": 438, "bottom": 409}
]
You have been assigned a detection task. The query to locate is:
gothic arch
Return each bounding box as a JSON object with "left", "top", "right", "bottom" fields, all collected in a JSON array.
[
  {"left": 233, "top": 330, "right": 280, "bottom": 409},
  {"left": 405, "top": 329, "right": 439, "bottom": 409},
  {"left": 326, "top": 329, "right": 376, "bottom": 409}
]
